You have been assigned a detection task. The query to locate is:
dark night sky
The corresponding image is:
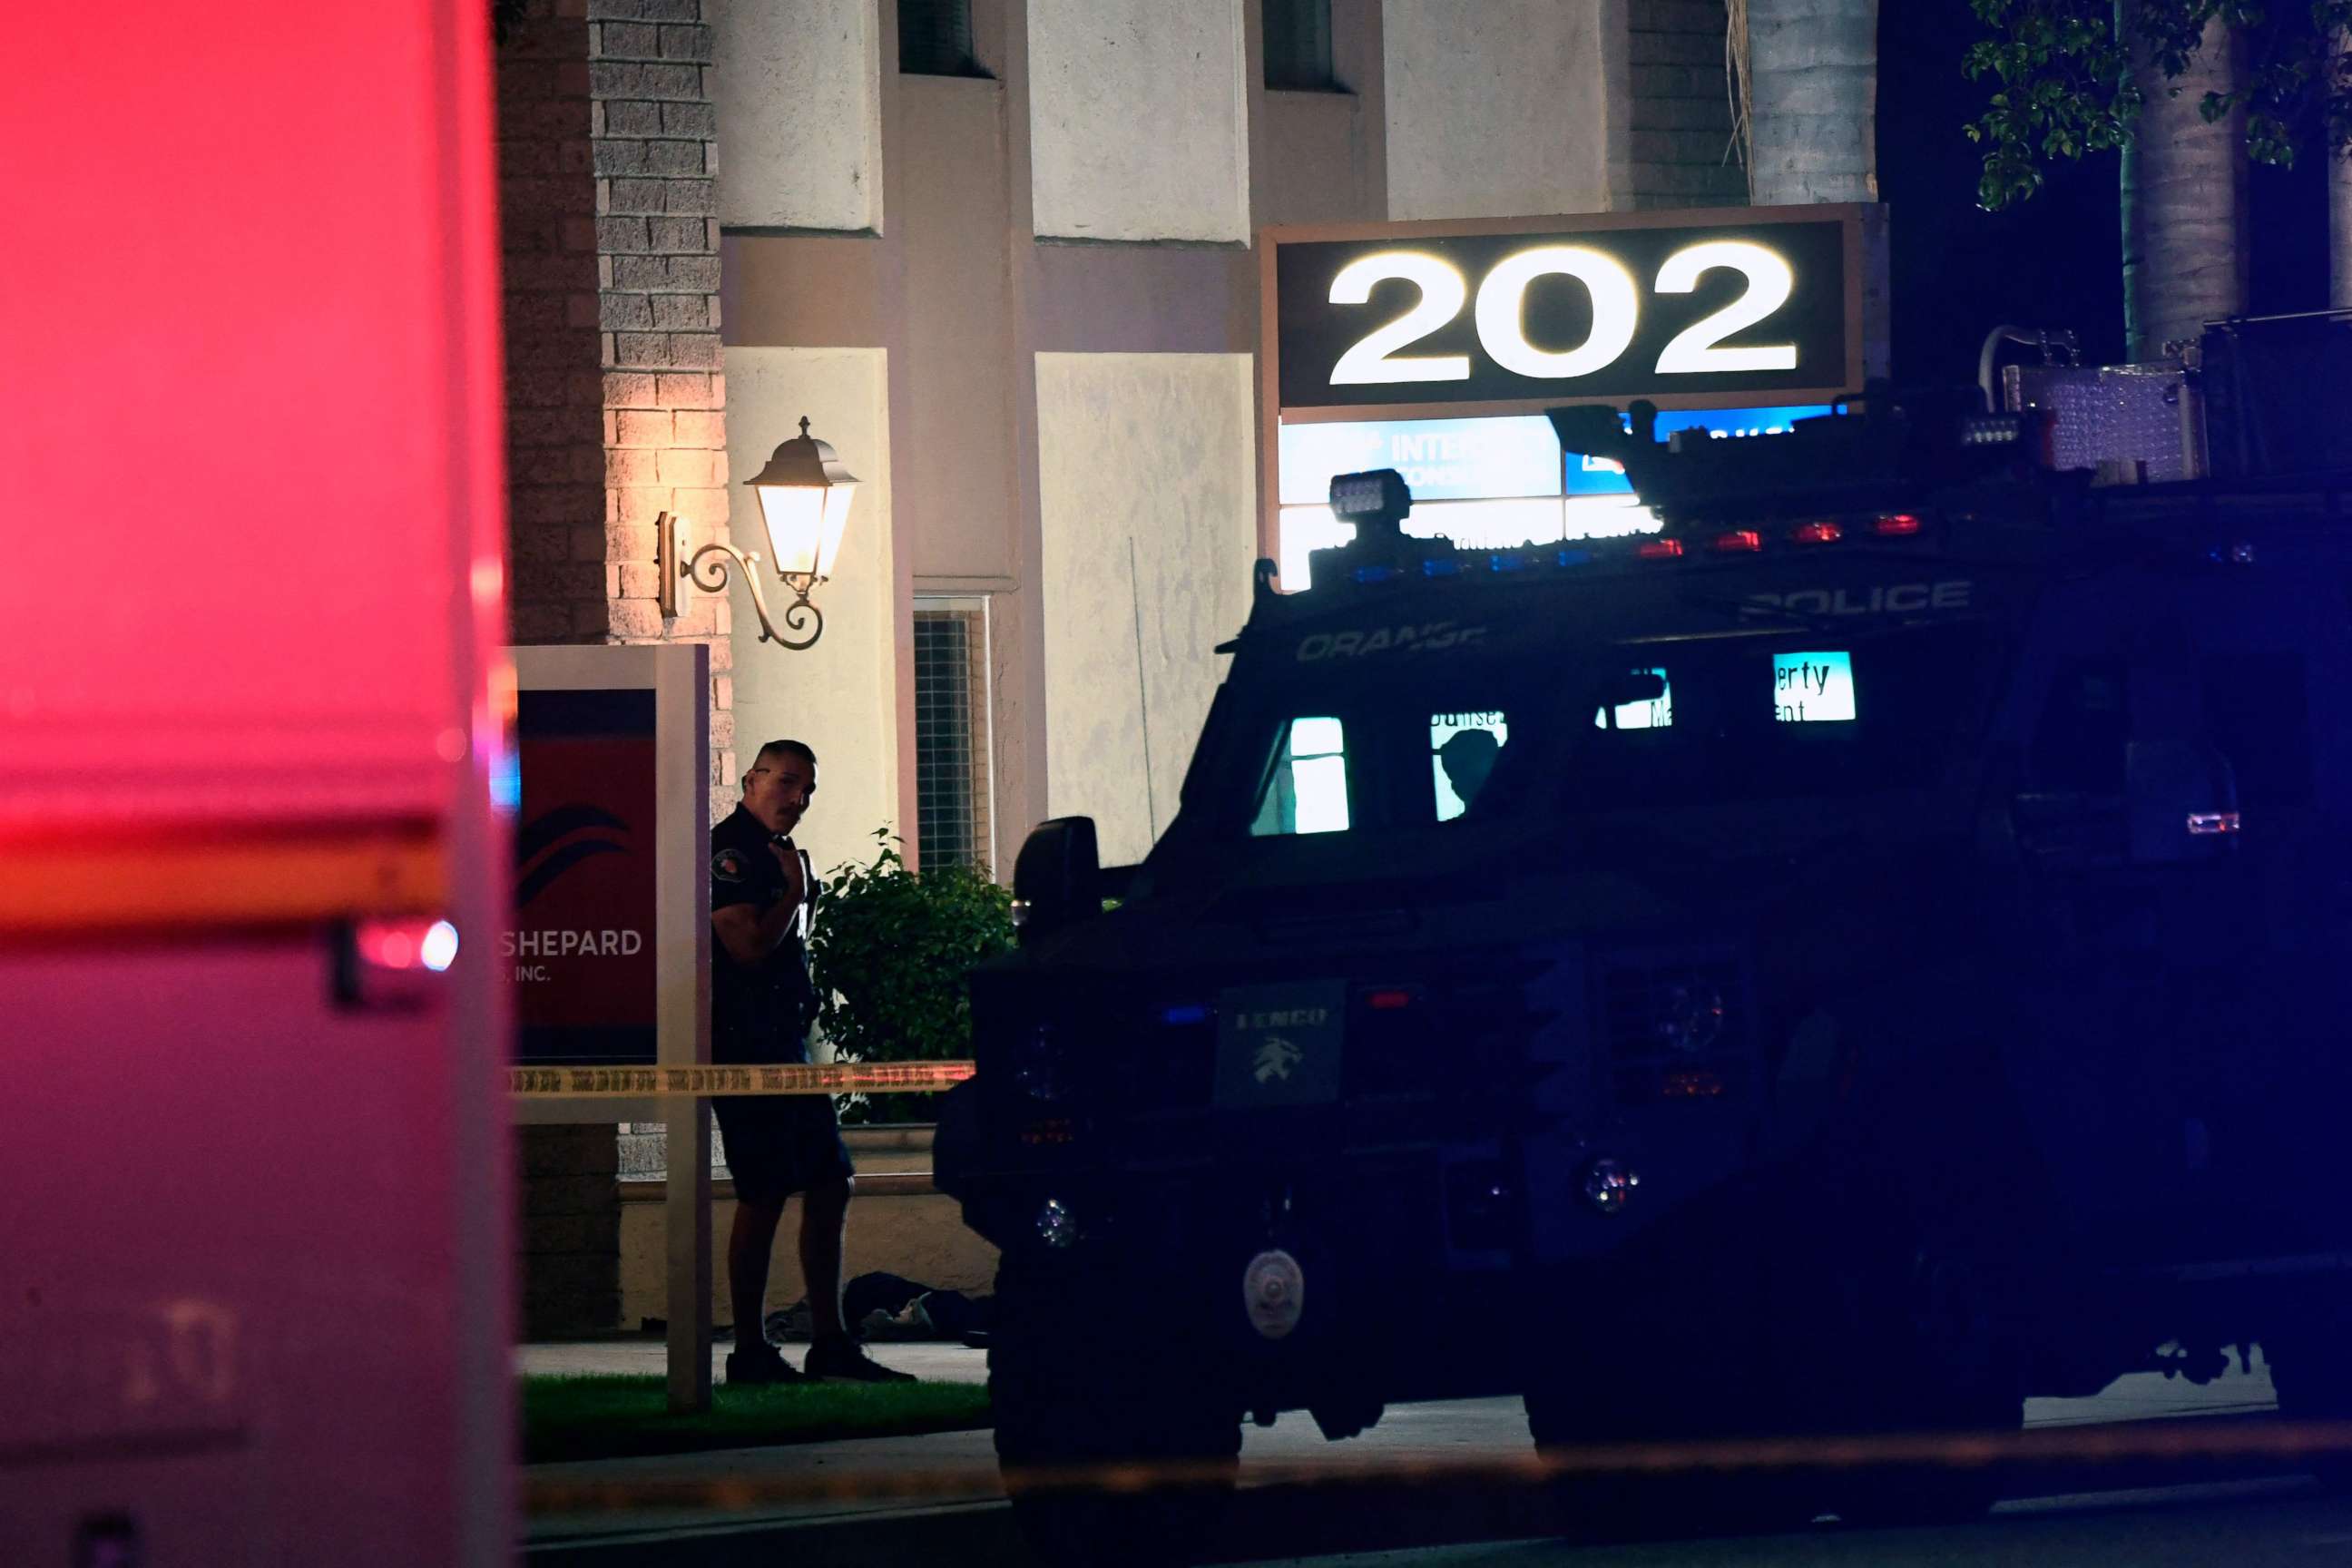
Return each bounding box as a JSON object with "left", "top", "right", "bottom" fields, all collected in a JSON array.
[{"left": 1877, "top": 5, "right": 2331, "bottom": 384}]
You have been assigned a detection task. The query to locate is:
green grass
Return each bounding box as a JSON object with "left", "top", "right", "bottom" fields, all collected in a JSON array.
[{"left": 522, "top": 1373, "right": 993, "bottom": 1465}]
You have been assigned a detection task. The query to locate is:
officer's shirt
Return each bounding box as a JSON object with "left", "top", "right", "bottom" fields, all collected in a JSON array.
[{"left": 710, "top": 806, "right": 819, "bottom": 1064}]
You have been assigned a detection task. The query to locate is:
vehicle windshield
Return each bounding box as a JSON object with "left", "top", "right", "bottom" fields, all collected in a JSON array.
[{"left": 1234, "top": 622, "right": 1996, "bottom": 842}]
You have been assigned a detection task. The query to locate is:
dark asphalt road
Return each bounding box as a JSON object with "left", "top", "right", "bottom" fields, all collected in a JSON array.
[
  {"left": 524, "top": 1354, "right": 2350, "bottom": 1566},
  {"left": 1247, "top": 1477, "right": 2351, "bottom": 1567}
]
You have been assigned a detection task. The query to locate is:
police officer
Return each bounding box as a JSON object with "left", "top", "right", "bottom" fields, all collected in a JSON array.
[{"left": 711, "top": 739, "right": 910, "bottom": 1384}]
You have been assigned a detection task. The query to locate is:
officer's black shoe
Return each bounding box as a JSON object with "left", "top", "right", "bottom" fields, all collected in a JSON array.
[
  {"left": 806, "top": 1337, "right": 916, "bottom": 1383},
  {"left": 726, "top": 1342, "right": 806, "bottom": 1386}
]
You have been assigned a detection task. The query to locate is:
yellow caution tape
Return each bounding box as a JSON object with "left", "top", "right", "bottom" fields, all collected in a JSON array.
[{"left": 508, "top": 1061, "right": 974, "bottom": 1097}]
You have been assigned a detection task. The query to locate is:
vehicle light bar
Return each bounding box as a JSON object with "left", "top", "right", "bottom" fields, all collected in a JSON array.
[
  {"left": 2187, "top": 812, "right": 2241, "bottom": 836},
  {"left": 1710, "top": 529, "right": 1762, "bottom": 554},
  {"left": 1791, "top": 520, "right": 1842, "bottom": 544},
  {"left": 1872, "top": 513, "right": 1924, "bottom": 537},
  {"left": 1636, "top": 538, "right": 1685, "bottom": 560},
  {"left": 1366, "top": 988, "right": 1413, "bottom": 1010}
]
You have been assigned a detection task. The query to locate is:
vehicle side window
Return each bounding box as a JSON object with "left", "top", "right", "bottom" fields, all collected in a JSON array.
[
  {"left": 1430, "top": 710, "right": 1509, "bottom": 821},
  {"left": 2030, "top": 660, "right": 2131, "bottom": 794},
  {"left": 1593, "top": 667, "right": 1672, "bottom": 730},
  {"left": 1770, "top": 652, "right": 1855, "bottom": 724},
  {"left": 2201, "top": 651, "right": 2312, "bottom": 807},
  {"left": 1250, "top": 716, "right": 1351, "bottom": 836}
]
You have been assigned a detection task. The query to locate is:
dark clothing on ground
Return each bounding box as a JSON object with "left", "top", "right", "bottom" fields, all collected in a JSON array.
[{"left": 710, "top": 805, "right": 852, "bottom": 1204}]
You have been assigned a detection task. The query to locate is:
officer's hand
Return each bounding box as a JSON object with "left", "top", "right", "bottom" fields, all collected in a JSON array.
[{"left": 769, "top": 838, "right": 807, "bottom": 904}]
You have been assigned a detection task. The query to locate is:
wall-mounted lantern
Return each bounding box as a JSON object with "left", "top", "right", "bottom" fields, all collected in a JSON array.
[{"left": 656, "top": 416, "right": 858, "bottom": 651}]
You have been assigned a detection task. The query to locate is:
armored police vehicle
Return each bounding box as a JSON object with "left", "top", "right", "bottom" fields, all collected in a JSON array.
[{"left": 936, "top": 370, "right": 2352, "bottom": 1555}]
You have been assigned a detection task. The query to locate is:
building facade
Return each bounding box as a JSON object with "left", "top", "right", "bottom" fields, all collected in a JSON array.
[
  {"left": 714, "top": 0, "right": 1743, "bottom": 885},
  {"left": 498, "top": 0, "right": 1746, "bottom": 1331}
]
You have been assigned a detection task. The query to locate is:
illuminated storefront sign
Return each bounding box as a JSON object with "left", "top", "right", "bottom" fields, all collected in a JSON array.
[
  {"left": 1279, "top": 415, "right": 1563, "bottom": 504},
  {"left": 1273, "top": 406, "right": 1828, "bottom": 589},
  {"left": 1264, "top": 205, "right": 1879, "bottom": 419},
  {"left": 1564, "top": 404, "right": 1834, "bottom": 495},
  {"left": 1258, "top": 208, "right": 1885, "bottom": 585}
]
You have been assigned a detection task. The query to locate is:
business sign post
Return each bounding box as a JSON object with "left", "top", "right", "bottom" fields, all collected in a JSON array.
[
  {"left": 509, "top": 642, "right": 714, "bottom": 1411},
  {"left": 1258, "top": 203, "right": 1888, "bottom": 557}
]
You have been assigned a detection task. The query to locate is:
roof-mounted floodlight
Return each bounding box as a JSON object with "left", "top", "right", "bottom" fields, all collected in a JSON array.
[{"left": 1329, "top": 467, "right": 1413, "bottom": 531}]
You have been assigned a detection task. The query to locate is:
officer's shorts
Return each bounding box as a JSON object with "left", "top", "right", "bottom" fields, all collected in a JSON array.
[{"left": 712, "top": 1093, "right": 855, "bottom": 1208}]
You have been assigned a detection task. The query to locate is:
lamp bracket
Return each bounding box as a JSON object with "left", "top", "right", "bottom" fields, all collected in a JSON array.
[{"left": 654, "top": 511, "right": 825, "bottom": 651}]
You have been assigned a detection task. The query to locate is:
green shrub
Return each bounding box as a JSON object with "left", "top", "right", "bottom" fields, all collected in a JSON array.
[{"left": 808, "top": 830, "right": 1014, "bottom": 1123}]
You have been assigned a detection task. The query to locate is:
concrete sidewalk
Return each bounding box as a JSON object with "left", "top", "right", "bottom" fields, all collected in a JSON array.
[{"left": 520, "top": 1340, "right": 2290, "bottom": 1563}]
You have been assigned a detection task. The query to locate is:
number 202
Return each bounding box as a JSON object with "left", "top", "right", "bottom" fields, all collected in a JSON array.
[{"left": 1327, "top": 240, "right": 1797, "bottom": 386}]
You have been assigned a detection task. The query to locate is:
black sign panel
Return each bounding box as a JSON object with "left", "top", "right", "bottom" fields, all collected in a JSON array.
[
  {"left": 511, "top": 688, "right": 659, "bottom": 1065},
  {"left": 1273, "top": 213, "right": 1856, "bottom": 414}
]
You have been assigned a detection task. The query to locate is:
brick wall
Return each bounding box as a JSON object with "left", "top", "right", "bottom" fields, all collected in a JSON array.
[
  {"left": 1628, "top": 0, "right": 1747, "bottom": 210},
  {"left": 497, "top": 0, "right": 732, "bottom": 1337}
]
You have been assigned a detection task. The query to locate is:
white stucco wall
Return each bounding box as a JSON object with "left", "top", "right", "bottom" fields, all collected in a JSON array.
[
  {"left": 712, "top": 0, "right": 883, "bottom": 232},
  {"left": 1035, "top": 353, "right": 1257, "bottom": 867},
  {"left": 1028, "top": 0, "right": 1250, "bottom": 242},
  {"left": 722, "top": 348, "right": 899, "bottom": 885},
  {"left": 1382, "top": 0, "right": 1616, "bottom": 220}
]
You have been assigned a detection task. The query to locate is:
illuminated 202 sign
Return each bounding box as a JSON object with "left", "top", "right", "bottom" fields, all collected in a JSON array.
[{"left": 1268, "top": 207, "right": 1876, "bottom": 416}]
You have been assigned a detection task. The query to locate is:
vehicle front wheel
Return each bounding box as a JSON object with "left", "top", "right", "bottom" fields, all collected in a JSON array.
[
  {"left": 1524, "top": 1184, "right": 1807, "bottom": 1538},
  {"left": 1798, "top": 1238, "right": 2024, "bottom": 1526},
  {"left": 989, "top": 1259, "right": 1240, "bottom": 1568}
]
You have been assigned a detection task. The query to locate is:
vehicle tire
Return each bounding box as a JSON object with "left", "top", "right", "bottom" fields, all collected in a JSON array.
[
  {"left": 2264, "top": 1308, "right": 2352, "bottom": 1490},
  {"left": 1523, "top": 1185, "right": 1806, "bottom": 1539},
  {"left": 1800, "top": 1236, "right": 2024, "bottom": 1526},
  {"left": 989, "top": 1259, "right": 1240, "bottom": 1568},
  {"left": 1524, "top": 1325, "right": 1785, "bottom": 1540},
  {"left": 1782, "top": 1049, "right": 2033, "bottom": 1527}
]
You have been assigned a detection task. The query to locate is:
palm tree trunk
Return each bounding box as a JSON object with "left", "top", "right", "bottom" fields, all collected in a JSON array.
[
  {"left": 2334, "top": 152, "right": 2352, "bottom": 309},
  {"left": 2121, "top": 10, "right": 2246, "bottom": 359},
  {"left": 1743, "top": 0, "right": 1878, "bottom": 206},
  {"left": 2333, "top": 34, "right": 2352, "bottom": 309}
]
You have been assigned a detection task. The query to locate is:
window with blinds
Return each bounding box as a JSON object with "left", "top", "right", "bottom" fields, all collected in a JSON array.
[
  {"left": 913, "top": 600, "right": 995, "bottom": 873},
  {"left": 1262, "top": 0, "right": 1336, "bottom": 91},
  {"left": 900, "top": 0, "right": 988, "bottom": 77}
]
